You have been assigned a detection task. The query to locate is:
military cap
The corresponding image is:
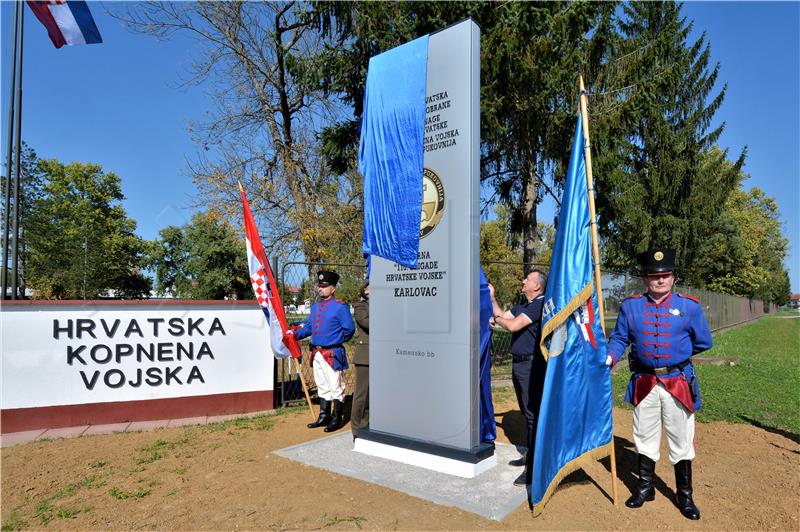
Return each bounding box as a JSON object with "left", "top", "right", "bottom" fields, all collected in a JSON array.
[
  {"left": 637, "top": 248, "right": 675, "bottom": 274},
  {"left": 316, "top": 270, "right": 340, "bottom": 287}
]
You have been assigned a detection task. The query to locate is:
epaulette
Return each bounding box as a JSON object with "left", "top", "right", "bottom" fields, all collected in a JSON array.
[
  {"left": 678, "top": 293, "right": 700, "bottom": 304},
  {"left": 623, "top": 294, "right": 643, "bottom": 301}
]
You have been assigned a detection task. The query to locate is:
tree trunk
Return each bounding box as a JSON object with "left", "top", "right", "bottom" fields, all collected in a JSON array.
[{"left": 522, "top": 167, "right": 538, "bottom": 268}]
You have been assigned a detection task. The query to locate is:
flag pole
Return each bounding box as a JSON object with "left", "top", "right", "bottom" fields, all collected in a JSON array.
[
  {"left": 9, "top": 1, "right": 25, "bottom": 299},
  {"left": 292, "top": 356, "right": 316, "bottom": 421},
  {"left": 2, "top": 0, "right": 21, "bottom": 300},
  {"left": 238, "top": 180, "right": 316, "bottom": 421},
  {"left": 578, "top": 77, "right": 606, "bottom": 334},
  {"left": 579, "top": 75, "right": 619, "bottom": 506}
]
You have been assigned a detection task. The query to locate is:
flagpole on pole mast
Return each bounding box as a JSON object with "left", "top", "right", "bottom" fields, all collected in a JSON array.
[
  {"left": 578, "top": 75, "right": 619, "bottom": 507},
  {"left": 10, "top": 0, "right": 25, "bottom": 299},
  {"left": 2, "top": 0, "right": 21, "bottom": 300}
]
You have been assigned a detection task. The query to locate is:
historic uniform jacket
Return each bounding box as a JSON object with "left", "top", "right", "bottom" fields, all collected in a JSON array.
[
  {"left": 608, "top": 292, "right": 712, "bottom": 412},
  {"left": 352, "top": 299, "right": 369, "bottom": 366},
  {"left": 295, "top": 297, "right": 355, "bottom": 371}
]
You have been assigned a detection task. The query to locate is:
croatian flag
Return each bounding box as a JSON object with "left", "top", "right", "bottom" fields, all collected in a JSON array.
[
  {"left": 240, "top": 187, "right": 300, "bottom": 359},
  {"left": 27, "top": 1, "right": 103, "bottom": 49}
]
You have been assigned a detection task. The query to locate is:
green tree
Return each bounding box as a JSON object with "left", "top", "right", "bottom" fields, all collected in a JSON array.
[
  {"left": 705, "top": 186, "right": 790, "bottom": 305},
  {"left": 311, "top": 1, "right": 616, "bottom": 264},
  {"left": 480, "top": 205, "right": 553, "bottom": 308},
  {"left": 150, "top": 211, "right": 250, "bottom": 300},
  {"left": 117, "top": 2, "right": 362, "bottom": 268},
  {"left": 1, "top": 142, "right": 45, "bottom": 297},
  {"left": 772, "top": 271, "right": 791, "bottom": 308},
  {"left": 591, "top": 2, "right": 745, "bottom": 282},
  {"left": 26, "top": 160, "right": 151, "bottom": 299}
]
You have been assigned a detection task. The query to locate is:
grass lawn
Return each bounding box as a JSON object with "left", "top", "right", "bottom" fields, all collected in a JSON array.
[{"left": 612, "top": 314, "right": 800, "bottom": 434}]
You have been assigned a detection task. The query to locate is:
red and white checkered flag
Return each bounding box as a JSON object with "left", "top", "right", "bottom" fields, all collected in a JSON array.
[{"left": 241, "top": 187, "right": 300, "bottom": 359}]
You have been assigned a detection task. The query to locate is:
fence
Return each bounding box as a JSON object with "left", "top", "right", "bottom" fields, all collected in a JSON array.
[
  {"left": 276, "top": 262, "right": 367, "bottom": 408},
  {"left": 274, "top": 260, "right": 777, "bottom": 406}
]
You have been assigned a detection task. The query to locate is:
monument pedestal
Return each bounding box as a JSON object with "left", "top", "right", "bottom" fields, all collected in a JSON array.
[{"left": 354, "top": 429, "right": 496, "bottom": 479}]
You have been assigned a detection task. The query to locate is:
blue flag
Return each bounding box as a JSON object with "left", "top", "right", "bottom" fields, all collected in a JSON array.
[
  {"left": 479, "top": 267, "right": 497, "bottom": 443},
  {"left": 358, "top": 35, "right": 429, "bottom": 269},
  {"left": 530, "top": 114, "right": 613, "bottom": 514}
]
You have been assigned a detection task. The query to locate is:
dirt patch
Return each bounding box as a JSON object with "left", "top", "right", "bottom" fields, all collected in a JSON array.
[{"left": 2, "top": 397, "right": 798, "bottom": 530}]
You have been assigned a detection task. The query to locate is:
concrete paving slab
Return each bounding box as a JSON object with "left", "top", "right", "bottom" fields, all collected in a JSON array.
[
  {"left": 168, "top": 416, "right": 207, "bottom": 428},
  {"left": 274, "top": 433, "right": 528, "bottom": 521},
  {"left": 39, "top": 426, "right": 89, "bottom": 440},
  {"left": 126, "top": 419, "right": 170, "bottom": 432},
  {"left": 83, "top": 422, "right": 132, "bottom": 436},
  {"left": 1, "top": 429, "right": 47, "bottom": 448}
]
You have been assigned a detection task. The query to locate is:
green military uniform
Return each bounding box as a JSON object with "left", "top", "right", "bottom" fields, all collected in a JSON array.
[{"left": 351, "top": 298, "right": 369, "bottom": 439}]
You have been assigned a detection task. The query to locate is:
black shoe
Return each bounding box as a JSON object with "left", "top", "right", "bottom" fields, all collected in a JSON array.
[
  {"left": 509, "top": 457, "right": 526, "bottom": 467},
  {"left": 625, "top": 455, "right": 656, "bottom": 508},
  {"left": 513, "top": 471, "right": 527, "bottom": 487},
  {"left": 324, "top": 399, "right": 345, "bottom": 433},
  {"left": 307, "top": 398, "right": 331, "bottom": 429},
  {"left": 675, "top": 460, "right": 700, "bottom": 520}
]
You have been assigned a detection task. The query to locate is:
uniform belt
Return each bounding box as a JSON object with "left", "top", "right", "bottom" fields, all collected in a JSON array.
[
  {"left": 512, "top": 354, "right": 535, "bottom": 363},
  {"left": 638, "top": 359, "right": 691, "bottom": 376},
  {"left": 312, "top": 344, "right": 343, "bottom": 351}
]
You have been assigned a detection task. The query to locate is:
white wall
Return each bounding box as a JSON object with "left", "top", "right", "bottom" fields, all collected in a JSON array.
[{"left": 1, "top": 303, "right": 274, "bottom": 409}]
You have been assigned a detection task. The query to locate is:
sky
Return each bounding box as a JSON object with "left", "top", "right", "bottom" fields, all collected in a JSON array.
[{"left": 2, "top": 1, "right": 799, "bottom": 291}]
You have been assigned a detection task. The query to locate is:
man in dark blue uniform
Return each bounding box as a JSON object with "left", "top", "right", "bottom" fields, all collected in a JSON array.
[
  {"left": 291, "top": 270, "right": 355, "bottom": 433},
  {"left": 607, "top": 248, "right": 712, "bottom": 520},
  {"left": 489, "top": 269, "right": 547, "bottom": 487}
]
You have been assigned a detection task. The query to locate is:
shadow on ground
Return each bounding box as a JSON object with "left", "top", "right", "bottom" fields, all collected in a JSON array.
[
  {"left": 740, "top": 415, "right": 800, "bottom": 446},
  {"left": 497, "top": 409, "right": 529, "bottom": 450}
]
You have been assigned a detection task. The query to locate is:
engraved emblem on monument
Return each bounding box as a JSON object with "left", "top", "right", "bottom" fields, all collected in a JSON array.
[{"left": 420, "top": 167, "right": 446, "bottom": 238}]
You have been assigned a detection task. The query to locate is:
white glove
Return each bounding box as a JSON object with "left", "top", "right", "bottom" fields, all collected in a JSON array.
[{"left": 605, "top": 355, "right": 612, "bottom": 367}]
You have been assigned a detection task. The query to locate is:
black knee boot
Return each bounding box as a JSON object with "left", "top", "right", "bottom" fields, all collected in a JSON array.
[
  {"left": 625, "top": 454, "right": 656, "bottom": 508},
  {"left": 307, "top": 398, "right": 331, "bottom": 428},
  {"left": 324, "top": 400, "right": 344, "bottom": 432},
  {"left": 675, "top": 460, "right": 700, "bottom": 520}
]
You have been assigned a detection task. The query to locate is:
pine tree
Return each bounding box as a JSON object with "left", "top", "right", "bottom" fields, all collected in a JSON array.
[
  {"left": 311, "top": 1, "right": 616, "bottom": 264},
  {"left": 592, "top": 1, "right": 745, "bottom": 282}
]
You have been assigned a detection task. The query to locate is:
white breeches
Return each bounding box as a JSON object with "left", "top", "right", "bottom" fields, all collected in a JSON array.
[
  {"left": 633, "top": 382, "right": 696, "bottom": 464},
  {"left": 313, "top": 355, "right": 344, "bottom": 402}
]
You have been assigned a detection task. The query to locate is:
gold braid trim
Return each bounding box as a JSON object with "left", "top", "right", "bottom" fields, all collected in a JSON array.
[
  {"left": 531, "top": 441, "right": 612, "bottom": 517},
  {"left": 539, "top": 282, "right": 594, "bottom": 361}
]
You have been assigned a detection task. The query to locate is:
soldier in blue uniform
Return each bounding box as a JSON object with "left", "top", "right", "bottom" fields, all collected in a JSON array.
[
  {"left": 607, "top": 248, "right": 712, "bottom": 520},
  {"left": 290, "top": 270, "right": 355, "bottom": 433}
]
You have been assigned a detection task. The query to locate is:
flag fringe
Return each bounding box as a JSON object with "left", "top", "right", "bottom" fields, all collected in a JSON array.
[
  {"left": 531, "top": 441, "right": 612, "bottom": 517},
  {"left": 540, "top": 281, "right": 594, "bottom": 361}
]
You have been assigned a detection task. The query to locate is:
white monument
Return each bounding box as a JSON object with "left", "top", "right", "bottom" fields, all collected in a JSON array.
[{"left": 355, "top": 19, "right": 495, "bottom": 478}]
